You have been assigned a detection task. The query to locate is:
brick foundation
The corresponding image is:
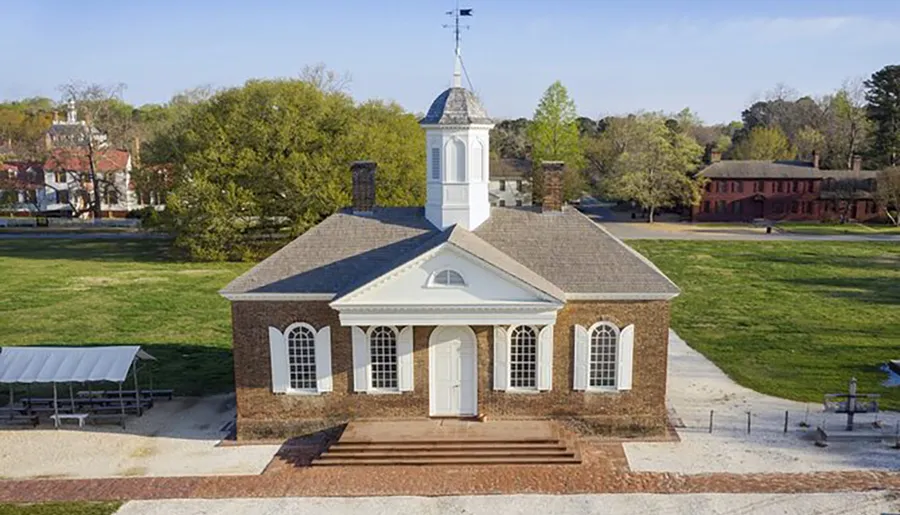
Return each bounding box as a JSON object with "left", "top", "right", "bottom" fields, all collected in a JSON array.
[{"left": 231, "top": 300, "right": 670, "bottom": 440}]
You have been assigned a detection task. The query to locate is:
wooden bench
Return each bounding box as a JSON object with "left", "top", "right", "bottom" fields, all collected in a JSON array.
[{"left": 50, "top": 413, "right": 90, "bottom": 428}]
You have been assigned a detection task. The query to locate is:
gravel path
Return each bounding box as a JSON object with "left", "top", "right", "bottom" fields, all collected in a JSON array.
[
  {"left": 114, "top": 492, "right": 898, "bottom": 515},
  {"left": 0, "top": 394, "right": 278, "bottom": 479},
  {"left": 625, "top": 331, "right": 900, "bottom": 473}
]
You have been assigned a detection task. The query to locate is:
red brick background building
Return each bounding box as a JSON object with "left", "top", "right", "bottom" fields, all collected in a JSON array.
[{"left": 693, "top": 154, "right": 881, "bottom": 222}]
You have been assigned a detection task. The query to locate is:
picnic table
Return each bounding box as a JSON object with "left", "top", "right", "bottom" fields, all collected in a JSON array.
[{"left": 19, "top": 396, "right": 152, "bottom": 416}]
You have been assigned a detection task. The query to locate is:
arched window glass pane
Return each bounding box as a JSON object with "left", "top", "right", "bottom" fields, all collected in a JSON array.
[
  {"left": 433, "top": 269, "right": 465, "bottom": 286},
  {"left": 369, "top": 326, "right": 398, "bottom": 390},
  {"left": 287, "top": 325, "right": 317, "bottom": 390},
  {"left": 509, "top": 326, "right": 537, "bottom": 389},
  {"left": 589, "top": 324, "right": 618, "bottom": 388}
]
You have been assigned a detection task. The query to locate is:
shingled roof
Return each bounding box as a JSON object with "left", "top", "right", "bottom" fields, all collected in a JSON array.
[
  {"left": 698, "top": 160, "right": 879, "bottom": 180},
  {"left": 221, "top": 206, "right": 679, "bottom": 300},
  {"left": 420, "top": 87, "right": 492, "bottom": 126}
]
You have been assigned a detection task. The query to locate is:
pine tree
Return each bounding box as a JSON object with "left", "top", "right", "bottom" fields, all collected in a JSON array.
[{"left": 865, "top": 65, "right": 900, "bottom": 167}]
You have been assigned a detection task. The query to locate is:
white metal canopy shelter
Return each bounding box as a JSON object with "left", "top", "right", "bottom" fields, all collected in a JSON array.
[
  {"left": 0, "top": 346, "right": 155, "bottom": 384},
  {"left": 0, "top": 346, "right": 156, "bottom": 428}
]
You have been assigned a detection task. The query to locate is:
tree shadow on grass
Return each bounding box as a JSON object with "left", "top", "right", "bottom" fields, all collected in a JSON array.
[
  {"left": 783, "top": 277, "right": 900, "bottom": 306},
  {"left": 0, "top": 238, "right": 181, "bottom": 263}
]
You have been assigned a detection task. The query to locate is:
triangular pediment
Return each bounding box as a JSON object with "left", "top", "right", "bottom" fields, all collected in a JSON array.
[{"left": 331, "top": 241, "right": 561, "bottom": 307}]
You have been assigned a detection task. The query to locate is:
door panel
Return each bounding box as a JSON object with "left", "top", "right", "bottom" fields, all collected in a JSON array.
[{"left": 430, "top": 326, "right": 477, "bottom": 417}]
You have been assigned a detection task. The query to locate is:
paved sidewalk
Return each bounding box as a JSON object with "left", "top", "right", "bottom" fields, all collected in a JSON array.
[
  {"left": 1, "top": 469, "right": 899, "bottom": 503},
  {"left": 114, "top": 492, "right": 899, "bottom": 515}
]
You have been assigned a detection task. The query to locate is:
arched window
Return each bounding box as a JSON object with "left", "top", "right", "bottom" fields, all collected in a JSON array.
[
  {"left": 471, "top": 139, "right": 484, "bottom": 181},
  {"left": 509, "top": 325, "right": 538, "bottom": 389},
  {"left": 368, "top": 326, "right": 398, "bottom": 391},
  {"left": 286, "top": 323, "right": 317, "bottom": 391},
  {"left": 452, "top": 139, "right": 466, "bottom": 182},
  {"left": 589, "top": 323, "right": 619, "bottom": 388},
  {"left": 429, "top": 269, "right": 465, "bottom": 287}
]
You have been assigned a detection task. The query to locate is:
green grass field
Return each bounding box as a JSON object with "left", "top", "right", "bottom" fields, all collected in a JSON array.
[
  {"left": 0, "top": 239, "right": 251, "bottom": 395},
  {"left": 631, "top": 240, "right": 900, "bottom": 409},
  {"left": 1, "top": 238, "right": 898, "bottom": 409},
  {"left": 775, "top": 222, "right": 900, "bottom": 236},
  {"left": 0, "top": 503, "right": 120, "bottom": 515}
]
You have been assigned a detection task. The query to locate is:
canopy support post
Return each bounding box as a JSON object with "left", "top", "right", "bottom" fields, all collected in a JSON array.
[
  {"left": 68, "top": 383, "right": 75, "bottom": 412},
  {"left": 118, "top": 381, "right": 125, "bottom": 429},
  {"left": 52, "top": 382, "right": 59, "bottom": 429},
  {"left": 132, "top": 359, "right": 141, "bottom": 416},
  {"left": 7, "top": 385, "right": 13, "bottom": 420}
]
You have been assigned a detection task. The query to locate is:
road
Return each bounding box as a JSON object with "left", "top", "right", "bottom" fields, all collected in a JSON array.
[
  {"left": 579, "top": 206, "right": 900, "bottom": 242},
  {"left": 115, "top": 492, "right": 896, "bottom": 515}
]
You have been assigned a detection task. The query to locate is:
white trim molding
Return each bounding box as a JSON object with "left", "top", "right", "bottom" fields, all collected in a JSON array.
[{"left": 336, "top": 303, "right": 561, "bottom": 327}]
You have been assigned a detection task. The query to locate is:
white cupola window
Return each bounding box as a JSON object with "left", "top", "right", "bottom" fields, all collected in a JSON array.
[
  {"left": 429, "top": 269, "right": 466, "bottom": 287},
  {"left": 451, "top": 139, "right": 466, "bottom": 182}
]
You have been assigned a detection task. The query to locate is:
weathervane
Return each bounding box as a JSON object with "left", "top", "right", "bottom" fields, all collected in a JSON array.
[{"left": 442, "top": 2, "right": 474, "bottom": 89}]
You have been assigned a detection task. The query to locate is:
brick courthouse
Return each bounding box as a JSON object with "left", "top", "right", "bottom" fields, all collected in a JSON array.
[
  {"left": 220, "top": 58, "right": 680, "bottom": 439},
  {"left": 693, "top": 151, "right": 882, "bottom": 223}
]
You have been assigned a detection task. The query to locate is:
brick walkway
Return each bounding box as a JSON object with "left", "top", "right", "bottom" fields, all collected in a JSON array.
[{"left": 1, "top": 442, "right": 897, "bottom": 503}]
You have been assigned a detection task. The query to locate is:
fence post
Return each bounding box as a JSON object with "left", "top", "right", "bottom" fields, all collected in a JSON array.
[
  {"left": 709, "top": 410, "right": 714, "bottom": 433},
  {"left": 784, "top": 411, "right": 789, "bottom": 434},
  {"left": 746, "top": 411, "right": 751, "bottom": 434}
]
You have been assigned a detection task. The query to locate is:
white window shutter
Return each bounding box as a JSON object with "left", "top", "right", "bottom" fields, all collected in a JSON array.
[
  {"left": 397, "top": 326, "right": 414, "bottom": 391},
  {"left": 352, "top": 326, "right": 368, "bottom": 392},
  {"left": 574, "top": 324, "right": 589, "bottom": 391},
  {"left": 617, "top": 324, "right": 635, "bottom": 391},
  {"left": 315, "top": 326, "right": 332, "bottom": 393},
  {"left": 493, "top": 326, "right": 509, "bottom": 391},
  {"left": 268, "top": 326, "right": 288, "bottom": 394},
  {"left": 537, "top": 324, "right": 554, "bottom": 391}
]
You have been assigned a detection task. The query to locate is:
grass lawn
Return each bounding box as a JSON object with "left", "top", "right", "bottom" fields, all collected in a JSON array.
[
  {"left": 631, "top": 240, "right": 900, "bottom": 410},
  {"left": 0, "top": 239, "right": 251, "bottom": 396},
  {"left": 0, "top": 503, "right": 121, "bottom": 515},
  {"left": 776, "top": 222, "right": 900, "bottom": 236}
]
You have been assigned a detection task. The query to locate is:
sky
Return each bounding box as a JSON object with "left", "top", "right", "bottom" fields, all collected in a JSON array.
[{"left": 4, "top": 0, "right": 900, "bottom": 124}]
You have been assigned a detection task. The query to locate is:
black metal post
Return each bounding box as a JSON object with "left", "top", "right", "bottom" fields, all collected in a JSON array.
[
  {"left": 708, "top": 410, "right": 714, "bottom": 433},
  {"left": 784, "top": 411, "right": 789, "bottom": 433},
  {"left": 52, "top": 382, "right": 59, "bottom": 429},
  {"left": 132, "top": 359, "right": 141, "bottom": 416},
  {"left": 118, "top": 381, "right": 125, "bottom": 429},
  {"left": 847, "top": 377, "right": 857, "bottom": 431},
  {"left": 746, "top": 411, "right": 751, "bottom": 434}
]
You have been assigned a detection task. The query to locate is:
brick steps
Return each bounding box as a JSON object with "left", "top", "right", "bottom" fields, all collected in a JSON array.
[{"left": 311, "top": 438, "right": 581, "bottom": 466}]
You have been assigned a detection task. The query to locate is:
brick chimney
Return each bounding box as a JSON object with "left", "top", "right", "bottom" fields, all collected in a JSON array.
[
  {"left": 709, "top": 150, "right": 722, "bottom": 164},
  {"left": 540, "top": 161, "right": 564, "bottom": 212},
  {"left": 351, "top": 160, "right": 377, "bottom": 213},
  {"left": 852, "top": 155, "right": 862, "bottom": 173},
  {"left": 812, "top": 150, "right": 820, "bottom": 170}
]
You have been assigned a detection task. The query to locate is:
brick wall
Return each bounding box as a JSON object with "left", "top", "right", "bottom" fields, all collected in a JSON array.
[{"left": 231, "top": 300, "right": 670, "bottom": 439}]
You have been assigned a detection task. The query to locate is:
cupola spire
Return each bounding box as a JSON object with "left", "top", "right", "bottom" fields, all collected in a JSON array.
[{"left": 444, "top": 2, "right": 472, "bottom": 89}]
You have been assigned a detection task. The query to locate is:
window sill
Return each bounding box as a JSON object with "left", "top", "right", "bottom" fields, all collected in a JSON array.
[
  {"left": 364, "top": 389, "right": 403, "bottom": 395},
  {"left": 584, "top": 387, "right": 619, "bottom": 394},
  {"left": 284, "top": 389, "right": 322, "bottom": 396},
  {"left": 505, "top": 388, "right": 542, "bottom": 395}
]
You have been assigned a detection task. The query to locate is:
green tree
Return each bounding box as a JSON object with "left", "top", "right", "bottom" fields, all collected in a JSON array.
[
  {"left": 603, "top": 114, "right": 704, "bottom": 222},
  {"left": 795, "top": 126, "right": 826, "bottom": 160},
  {"left": 731, "top": 126, "right": 796, "bottom": 160},
  {"left": 527, "top": 81, "right": 586, "bottom": 201},
  {"left": 865, "top": 65, "right": 900, "bottom": 167},
  {"left": 825, "top": 80, "right": 871, "bottom": 169},
  {"left": 875, "top": 166, "right": 900, "bottom": 226},
  {"left": 159, "top": 78, "right": 424, "bottom": 260}
]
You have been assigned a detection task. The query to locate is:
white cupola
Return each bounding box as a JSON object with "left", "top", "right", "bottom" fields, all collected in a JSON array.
[{"left": 419, "top": 50, "right": 493, "bottom": 231}]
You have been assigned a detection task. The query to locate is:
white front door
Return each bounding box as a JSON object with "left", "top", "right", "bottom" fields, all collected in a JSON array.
[{"left": 429, "top": 326, "right": 477, "bottom": 417}]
